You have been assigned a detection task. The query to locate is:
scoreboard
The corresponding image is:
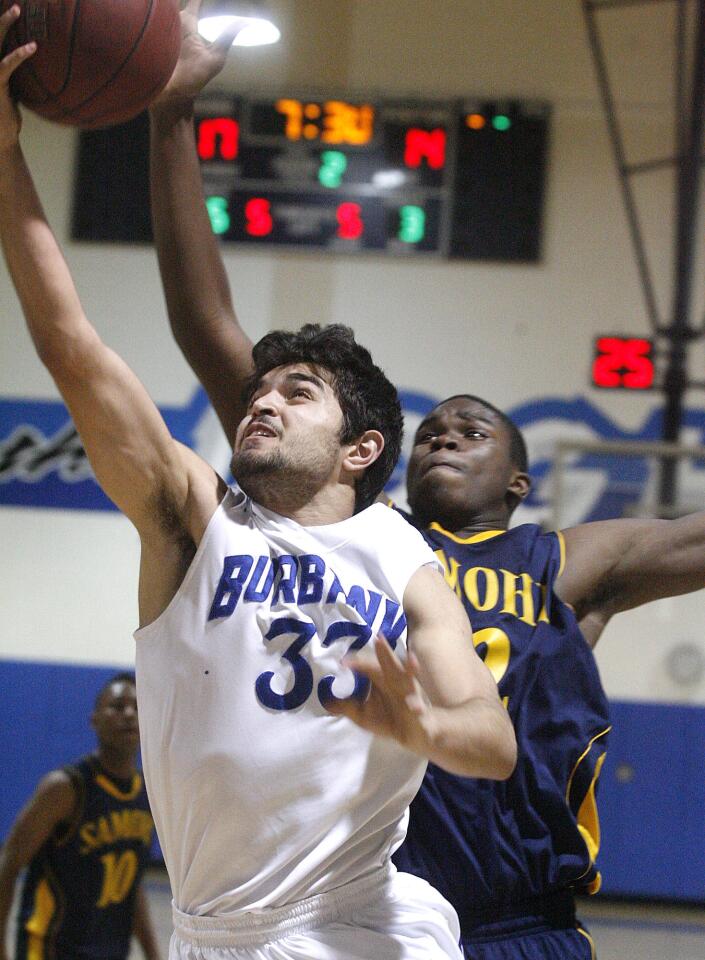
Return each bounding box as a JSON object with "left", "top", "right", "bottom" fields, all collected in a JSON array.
[
  {"left": 591, "top": 336, "right": 656, "bottom": 389},
  {"left": 72, "top": 93, "right": 550, "bottom": 261}
]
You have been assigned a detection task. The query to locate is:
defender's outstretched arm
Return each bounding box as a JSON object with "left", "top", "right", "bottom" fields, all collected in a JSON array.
[
  {"left": 559, "top": 512, "right": 705, "bottom": 645},
  {"left": 150, "top": 0, "right": 254, "bottom": 443}
]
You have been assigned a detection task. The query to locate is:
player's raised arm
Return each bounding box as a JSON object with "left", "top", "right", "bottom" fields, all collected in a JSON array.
[
  {"left": 0, "top": 11, "right": 220, "bottom": 548},
  {"left": 558, "top": 511, "right": 705, "bottom": 645},
  {"left": 332, "top": 565, "right": 517, "bottom": 779},
  {"left": 149, "top": 0, "right": 254, "bottom": 444}
]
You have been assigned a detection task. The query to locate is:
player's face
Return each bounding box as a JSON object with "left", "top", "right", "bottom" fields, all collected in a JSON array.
[
  {"left": 92, "top": 681, "right": 140, "bottom": 756},
  {"left": 231, "top": 363, "right": 346, "bottom": 506},
  {"left": 406, "top": 398, "right": 526, "bottom": 530}
]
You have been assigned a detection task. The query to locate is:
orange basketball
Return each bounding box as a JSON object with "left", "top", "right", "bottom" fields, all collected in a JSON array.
[{"left": 1, "top": 0, "right": 180, "bottom": 128}]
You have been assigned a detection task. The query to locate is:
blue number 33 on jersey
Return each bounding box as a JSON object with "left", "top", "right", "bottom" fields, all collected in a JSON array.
[{"left": 255, "top": 616, "right": 384, "bottom": 711}]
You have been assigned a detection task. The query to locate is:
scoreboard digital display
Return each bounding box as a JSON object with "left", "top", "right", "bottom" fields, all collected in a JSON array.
[
  {"left": 72, "top": 93, "right": 550, "bottom": 261},
  {"left": 591, "top": 336, "right": 656, "bottom": 389}
]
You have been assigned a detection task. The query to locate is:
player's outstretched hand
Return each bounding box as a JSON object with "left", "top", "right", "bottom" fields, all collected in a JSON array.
[
  {"left": 326, "top": 634, "right": 439, "bottom": 757},
  {"left": 0, "top": 5, "right": 35, "bottom": 152},
  {"left": 151, "top": 0, "right": 245, "bottom": 109}
]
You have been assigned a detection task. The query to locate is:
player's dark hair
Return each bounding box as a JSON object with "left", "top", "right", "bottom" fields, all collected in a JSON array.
[
  {"left": 94, "top": 671, "right": 136, "bottom": 709},
  {"left": 245, "top": 324, "right": 403, "bottom": 510},
  {"left": 443, "top": 394, "right": 529, "bottom": 472}
]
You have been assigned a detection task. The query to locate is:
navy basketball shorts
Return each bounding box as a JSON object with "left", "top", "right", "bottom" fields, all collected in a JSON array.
[{"left": 462, "top": 916, "right": 595, "bottom": 960}]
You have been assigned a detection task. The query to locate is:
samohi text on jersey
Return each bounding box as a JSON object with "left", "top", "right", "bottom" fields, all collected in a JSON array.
[{"left": 435, "top": 548, "right": 550, "bottom": 628}]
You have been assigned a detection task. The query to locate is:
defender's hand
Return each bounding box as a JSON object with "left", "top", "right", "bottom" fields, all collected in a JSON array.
[
  {"left": 326, "top": 634, "right": 438, "bottom": 757},
  {"left": 0, "top": 6, "right": 35, "bottom": 152},
  {"left": 151, "top": 0, "right": 245, "bottom": 109}
]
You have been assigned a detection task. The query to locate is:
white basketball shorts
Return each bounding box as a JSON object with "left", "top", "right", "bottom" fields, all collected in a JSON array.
[{"left": 169, "top": 864, "right": 462, "bottom": 960}]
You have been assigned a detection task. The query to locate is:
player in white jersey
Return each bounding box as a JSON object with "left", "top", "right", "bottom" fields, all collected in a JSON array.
[
  {"left": 0, "top": 16, "right": 515, "bottom": 960},
  {"left": 138, "top": 487, "right": 431, "bottom": 913}
]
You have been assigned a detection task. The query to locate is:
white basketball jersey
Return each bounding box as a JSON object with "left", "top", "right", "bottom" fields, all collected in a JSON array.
[{"left": 135, "top": 487, "right": 439, "bottom": 917}]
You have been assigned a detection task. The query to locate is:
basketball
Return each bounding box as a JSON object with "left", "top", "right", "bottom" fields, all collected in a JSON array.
[{"left": 0, "top": 0, "right": 181, "bottom": 128}]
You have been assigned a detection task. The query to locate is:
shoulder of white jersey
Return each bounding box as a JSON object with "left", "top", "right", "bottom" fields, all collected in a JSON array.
[{"left": 367, "top": 503, "right": 439, "bottom": 566}]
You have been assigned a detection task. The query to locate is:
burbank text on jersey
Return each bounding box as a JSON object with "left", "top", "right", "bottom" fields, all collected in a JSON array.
[{"left": 208, "top": 550, "right": 408, "bottom": 712}]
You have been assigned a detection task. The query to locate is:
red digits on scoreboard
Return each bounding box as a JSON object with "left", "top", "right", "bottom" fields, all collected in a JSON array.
[
  {"left": 245, "top": 198, "right": 273, "bottom": 237},
  {"left": 592, "top": 337, "right": 654, "bottom": 389},
  {"left": 623, "top": 339, "right": 655, "bottom": 388},
  {"left": 197, "top": 118, "right": 240, "bottom": 161},
  {"left": 404, "top": 128, "right": 446, "bottom": 170},
  {"left": 337, "top": 202, "right": 363, "bottom": 240}
]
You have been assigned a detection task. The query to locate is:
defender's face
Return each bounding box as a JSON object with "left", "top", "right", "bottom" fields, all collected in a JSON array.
[
  {"left": 406, "top": 398, "right": 517, "bottom": 526},
  {"left": 92, "top": 681, "right": 139, "bottom": 754},
  {"left": 231, "top": 363, "right": 345, "bottom": 492}
]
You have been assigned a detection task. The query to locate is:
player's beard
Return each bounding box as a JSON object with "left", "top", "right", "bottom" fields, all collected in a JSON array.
[{"left": 231, "top": 433, "right": 342, "bottom": 513}]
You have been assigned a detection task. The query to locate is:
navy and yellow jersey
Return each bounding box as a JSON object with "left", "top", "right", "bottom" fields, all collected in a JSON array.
[
  {"left": 391, "top": 517, "right": 611, "bottom": 934},
  {"left": 16, "top": 755, "right": 154, "bottom": 960}
]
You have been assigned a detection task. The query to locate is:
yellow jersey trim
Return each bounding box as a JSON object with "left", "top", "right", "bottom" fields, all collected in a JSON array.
[
  {"left": 25, "top": 877, "right": 56, "bottom": 952},
  {"left": 566, "top": 726, "right": 611, "bottom": 885},
  {"left": 565, "top": 726, "right": 611, "bottom": 803},
  {"left": 576, "top": 751, "right": 607, "bottom": 889},
  {"left": 577, "top": 926, "right": 596, "bottom": 960},
  {"left": 383, "top": 505, "right": 506, "bottom": 546},
  {"left": 554, "top": 528, "right": 566, "bottom": 577},
  {"left": 27, "top": 933, "right": 46, "bottom": 960},
  {"left": 427, "top": 523, "right": 505, "bottom": 545},
  {"left": 95, "top": 772, "right": 142, "bottom": 802}
]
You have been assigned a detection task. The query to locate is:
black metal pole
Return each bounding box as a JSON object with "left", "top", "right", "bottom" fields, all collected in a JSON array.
[
  {"left": 659, "top": 0, "right": 705, "bottom": 509},
  {"left": 583, "top": 1, "right": 661, "bottom": 333}
]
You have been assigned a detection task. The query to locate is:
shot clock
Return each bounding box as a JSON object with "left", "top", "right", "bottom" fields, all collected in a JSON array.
[
  {"left": 72, "top": 93, "right": 550, "bottom": 261},
  {"left": 258, "top": 99, "right": 375, "bottom": 145},
  {"left": 591, "top": 336, "right": 656, "bottom": 390}
]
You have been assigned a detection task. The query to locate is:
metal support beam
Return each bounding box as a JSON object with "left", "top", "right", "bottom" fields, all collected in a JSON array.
[
  {"left": 583, "top": 2, "right": 662, "bottom": 333},
  {"left": 659, "top": 0, "right": 705, "bottom": 506},
  {"left": 584, "top": 0, "right": 705, "bottom": 514}
]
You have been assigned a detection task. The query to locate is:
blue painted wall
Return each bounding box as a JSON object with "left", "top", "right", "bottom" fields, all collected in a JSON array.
[
  {"left": 2, "top": 659, "right": 704, "bottom": 901},
  {"left": 1, "top": 660, "right": 123, "bottom": 837},
  {"left": 598, "top": 700, "right": 705, "bottom": 901}
]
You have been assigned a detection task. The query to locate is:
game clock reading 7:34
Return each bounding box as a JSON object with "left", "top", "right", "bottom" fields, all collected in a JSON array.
[{"left": 72, "top": 93, "right": 550, "bottom": 262}]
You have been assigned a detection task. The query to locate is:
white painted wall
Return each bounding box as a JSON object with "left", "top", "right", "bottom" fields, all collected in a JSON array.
[{"left": 2, "top": 0, "right": 704, "bottom": 703}]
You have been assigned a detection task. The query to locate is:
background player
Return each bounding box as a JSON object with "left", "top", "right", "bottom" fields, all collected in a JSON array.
[
  {"left": 0, "top": 673, "right": 159, "bottom": 960},
  {"left": 147, "top": 10, "right": 705, "bottom": 958},
  {"left": 0, "top": 13, "right": 515, "bottom": 959}
]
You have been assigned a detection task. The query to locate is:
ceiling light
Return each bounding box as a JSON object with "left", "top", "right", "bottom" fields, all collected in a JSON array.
[{"left": 198, "top": 14, "right": 281, "bottom": 47}]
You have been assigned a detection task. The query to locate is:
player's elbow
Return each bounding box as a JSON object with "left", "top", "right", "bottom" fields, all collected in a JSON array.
[
  {"left": 492, "top": 718, "right": 518, "bottom": 780},
  {"left": 433, "top": 700, "right": 517, "bottom": 779},
  {"left": 473, "top": 706, "right": 516, "bottom": 780},
  {"left": 34, "top": 323, "right": 93, "bottom": 376}
]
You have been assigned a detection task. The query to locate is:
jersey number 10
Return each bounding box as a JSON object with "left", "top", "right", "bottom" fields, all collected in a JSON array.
[{"left": 97, "top": 850, "right": 138, "bottom": 908}]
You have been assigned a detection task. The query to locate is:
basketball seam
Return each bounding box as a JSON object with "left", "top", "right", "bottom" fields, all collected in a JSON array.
[
  {"left": 11, "top": 0, "right": 83, "bottom": 102},
  {"left": 47, "top": 0, "right": 159, "bottom": 122},
  {"left": 18, "top": 0, "right": 174, "bottom": 124},
  {"left": 62, "top": 0, "right": 82, "bottom": 97},
  {"left": 77, "top": 71, "right": 169, "bottom": 126}
]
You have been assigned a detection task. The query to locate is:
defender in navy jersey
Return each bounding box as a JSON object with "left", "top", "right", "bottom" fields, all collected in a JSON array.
[
  {"left": 392, "top": 515, "right": 608, "bottom": 958},
  {"left": 0, "top": 674, "right": 158, "bottom": 960},
  {"left": 389, "top": 393, "right": 705, "bottom": 958}
]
